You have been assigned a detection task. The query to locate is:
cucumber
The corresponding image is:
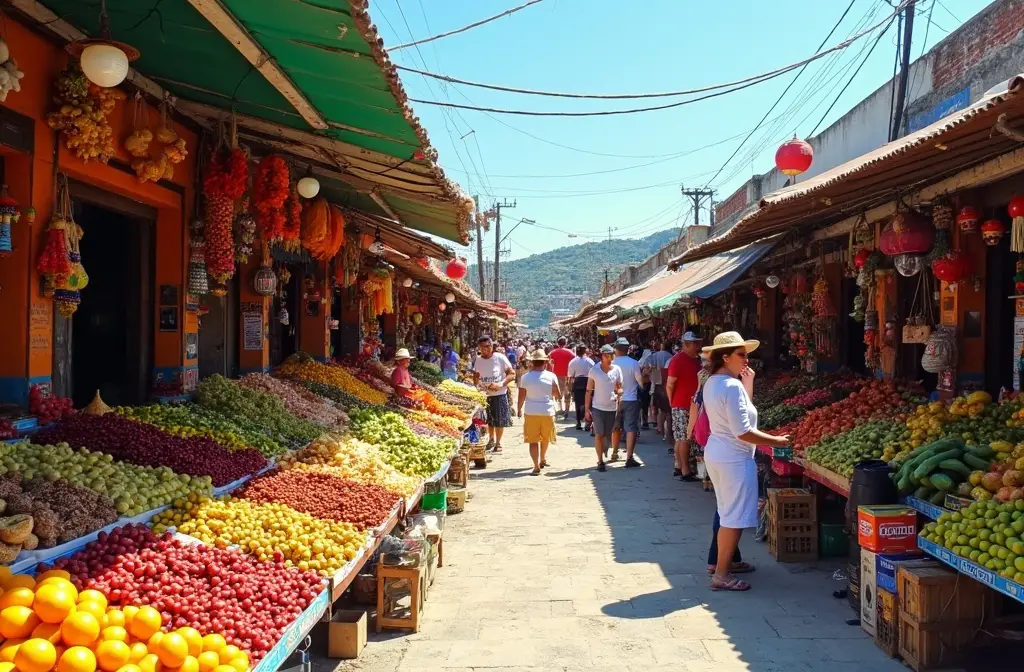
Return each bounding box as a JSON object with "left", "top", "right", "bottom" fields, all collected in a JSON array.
[
  {"left": 939, "top": 459, "right": 972, "bottom": 478},
  {"left": 912, "top": 448, "right": 966, "bottom": 480},
  {"left": 962, "top": 453, "right": 991, "bottom": 471},
  {"left": 965, "top": 444, "right": 995, "bottom": 459},
  {"left": 913, "top": 486, "right": 933, "bottom": 500},
  {"left": 930, "top": 473, "right": 955, "bottom": 491},
  {"left": 897, "top": 472, "right": 916, "bottom": 494},
  {"left": 930, "top": 490, "right": 949, "bottom": 505}
]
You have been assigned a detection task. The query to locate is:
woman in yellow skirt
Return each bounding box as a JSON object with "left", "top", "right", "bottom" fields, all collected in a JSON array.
[{"left": 517, "top": 348, "right": 562, "bottom": 475}]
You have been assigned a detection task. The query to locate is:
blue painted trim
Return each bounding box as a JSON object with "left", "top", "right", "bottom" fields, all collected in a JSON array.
[{"left": 0, "top": 375, "right": 52, "bottom": 405}]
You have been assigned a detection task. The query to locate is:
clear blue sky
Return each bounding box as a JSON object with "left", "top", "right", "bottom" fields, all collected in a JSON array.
[{"left": 370, "top": 0, "right": 992, "bottom": 261}]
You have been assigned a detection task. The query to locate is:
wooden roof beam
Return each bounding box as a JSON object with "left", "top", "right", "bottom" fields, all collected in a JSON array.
[{"left": 185, "top": 0, "right": 328, "bottom": 130}]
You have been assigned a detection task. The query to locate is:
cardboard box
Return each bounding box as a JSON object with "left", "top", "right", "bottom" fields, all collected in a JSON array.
[
  {"left": 859, "top": 548, "right": 878, "bottom": 636},
  {"left": 328, "top": 610, "right": 367, "bottom": 659},
  {"left": 861, "top": 549, "right": 935, "bottom": 594},
  {"left": 858, "top": 505, "right": 918, "bottom": 553}
]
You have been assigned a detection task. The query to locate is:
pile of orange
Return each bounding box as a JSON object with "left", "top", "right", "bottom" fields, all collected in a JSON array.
[{"left": 0, "top": 568, "right": 248, "bottom": 672}]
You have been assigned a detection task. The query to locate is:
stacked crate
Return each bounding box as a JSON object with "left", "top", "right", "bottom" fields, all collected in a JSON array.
[{"left": 767, "top": 488, "right": 817, "bottom": 562}]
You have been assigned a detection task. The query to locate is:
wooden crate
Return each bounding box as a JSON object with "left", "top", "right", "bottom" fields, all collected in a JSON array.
[
  {"left": 768, "top": 519, "right": 817, "bottom": 562},
  {"left": 767, "top": 488, "right": 816, "bottom": 523},
  {"left": 897, "top": 614, "right": 976, "bottom": 671},
  {"left": 874, "top": 588, "right": 899, "bottom": 658},
  {"left": 897, "top": 565, "right": 989, "bottom": 626}
]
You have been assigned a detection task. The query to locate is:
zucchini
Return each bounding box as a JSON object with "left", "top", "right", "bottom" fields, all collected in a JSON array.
[
  {"left": 897, "top": 472, "right": 915, "bottom": 494},
  {"left": 965, "top": 444, "right": 995, "bottom": 459},
  {"left": 930, "top": 490, "right": 948, "bottom": 505},
  {"left": 913, "top": 485, "right": 933, "bottom": 500},
  {"left": 962, "top": 453, "right": 991, "bottom": 471},
  {"left": 912, "top": 448, "right": 966, "bottom": 480},
  {"left": 930, "top": 473, "right": 955, "bottom": 491},
  {"left": 939, "top": 459, "right": 972, "bottom": 478}
]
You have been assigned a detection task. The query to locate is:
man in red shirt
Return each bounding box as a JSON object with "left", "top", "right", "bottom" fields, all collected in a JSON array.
[
  {"left": 390, "top": 348, "right": 415, "bottom": 398},
  {"left": 666, "top": 332, "right": 702, "bottom": 481},
  {"left": 548, "top": 337, "right": 576, "bottom": 419}
]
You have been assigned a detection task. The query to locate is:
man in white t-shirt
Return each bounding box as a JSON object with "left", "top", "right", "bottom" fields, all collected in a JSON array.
[
  {"left": 472, "top": 335, "right": 516, "bottom": 452},
  {"left": 645, "top": 340, "right": 675, "bottom": 447},
  {"left": 611, "top": 337, "right": 645, "bottom": 467},
  {"left": 585, "top": 344, "right": 622, "bottom": 472}
]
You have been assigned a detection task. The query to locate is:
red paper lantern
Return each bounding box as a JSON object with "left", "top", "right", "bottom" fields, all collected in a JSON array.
[
  {"left": 1009, "top": 196, "right": 1024, "bottom": 219},
  {"left": 878, "top": 211, "right": 934, "bottom": 256},
  {"left": 931, "top": 250, "right": 973, "bottom": 284},
  {"left": 445, "top": 258, "right": 467, "bottom": 280},
  {"left": 980, "top": 219, "right": 1006, "bottom": 246},
  {"left": 775, "top": 136, "right": 813, "bottom": 177},
  {"left": 853, "top": 248, "right": 870, "bottom": 269},
  {"left": 957, "top": 205, "right": 980, "bottom": 232}
]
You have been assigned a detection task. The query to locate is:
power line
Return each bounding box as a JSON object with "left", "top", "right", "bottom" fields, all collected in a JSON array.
[
  {"left": 700, "top": 0, "right": 859, "bottom": 190},
  {"left": 386, "top": 0, "right": 548, "bottom": 52}
]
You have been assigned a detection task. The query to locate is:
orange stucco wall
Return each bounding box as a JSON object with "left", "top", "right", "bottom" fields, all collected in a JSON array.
[{"left": 0, "top": 16, "right": 198, "bottom": 402}]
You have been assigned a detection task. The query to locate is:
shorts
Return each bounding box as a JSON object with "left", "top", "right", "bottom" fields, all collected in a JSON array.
[
  {"left": 671, "top": 407, "right": 690, "bottom": 439},
  {"left": 486, "top": 394, "right": 513, "bottom": 428},
  {"left": 591, "top": 409, "right": 616, "bottom": 440},
  {"left": 558, "top": 377, "right": 571, "bottom": 398},
  {"left": 615, "top": 400, "right": 641, "bottom": 433},
  {"left": 653, "top": 385, "right": 671, "bottom": 413},
  {"left": 523, "top": 415, "right": 557, "bottom": 443}
]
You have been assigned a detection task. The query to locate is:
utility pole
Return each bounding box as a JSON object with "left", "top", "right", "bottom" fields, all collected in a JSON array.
[
  {"left": 474, "top": 196, "right": 486, "bottom": 300},
  {"left": 890, "top": 0, "right": 916, "bottom": 141},
  {"left": 680, "top": 185, "right": 716, "bottom": 235},
  {"left": 489, "top": 199, "right": 516, "bottom": 301}
]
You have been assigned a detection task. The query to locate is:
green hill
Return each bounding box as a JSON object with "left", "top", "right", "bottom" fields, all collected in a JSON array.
[{"left": 468, "top": 229, "right": 677, "bottom": 326}]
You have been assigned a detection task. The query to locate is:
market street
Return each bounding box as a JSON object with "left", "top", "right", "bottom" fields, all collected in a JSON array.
[{"left": 336, "top": 416, "right": 906, "bottom": 672}]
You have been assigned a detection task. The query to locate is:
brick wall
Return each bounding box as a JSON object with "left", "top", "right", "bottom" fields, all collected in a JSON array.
[
  {"left": 715, "top": 184, "right": 749, "bottom": 222},
  {"left": 931, "top": 0, "right": 1024, "bottom": 89}
]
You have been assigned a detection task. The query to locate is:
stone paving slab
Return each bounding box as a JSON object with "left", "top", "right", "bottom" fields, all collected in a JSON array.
[{"left": 322, "top": 414, "right": 906, "bottom": 672}]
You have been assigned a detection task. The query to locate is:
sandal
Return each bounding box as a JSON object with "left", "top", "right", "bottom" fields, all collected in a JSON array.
[
  {"left": 530, "top": 468, "right": 541, "bottom": 475},
  {"left": 709, "top": 575, "right": 751, "bottom": 592},
  {"left": 494, "top": 444, "right": 503, "bottom": 453},
  {"left": 540, "top": 461, "right": 548, "bottom": 468},
  {"left": 707, "top": 562, "right": 756, "bottom": 575}
]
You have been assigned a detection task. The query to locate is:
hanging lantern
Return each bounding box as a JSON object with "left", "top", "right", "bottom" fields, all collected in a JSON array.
[
  {"left": 445, "top": 291, "right": 455, "bottom": 303},
  {"left": 67, "top": 1, "right": 139, "bottom": 88},
  {"left": 416, "top": 256, "right": 430, "bottom": 269},
  {"left": 931, "top": 250, "right": 973, "bottom": 287},
  {"left": 765, "top": 275, "right": 780, "bottom": 288},
  {"left": 956, "top": 205, "right": 980, "bottom": 233},
  {"left": 253, "top": 264, "right": 278, "bottom": 296},
  {"left": 894, "top": 253, "right": 922, "bottom": 277},
  {"left": 0, "top": 186, "right": 19, "bottom": 257},
  {"left": 753, "top": 286, "right": 765, "bottom": 298},
  {"left": 438, "top": 302, "right": 447, "bottom": 311},
  {"left": 296, "top": 167, "right": 320, "bottom": 199},
  {"left": 1009, "top": 196, "right": 1024, "bottom": 252},
  {"left": 445, "top": 258, "right": 467, "bottom": 280},
  {"left": 774, "top": 135, "right": 813, "bottom": 177},
  {"left": 402, "top": 277, "right": 413, "bottom": 288},
  {"left": 980, "top": 219, "right": 1006, "bottom": 246},
  {"left": 879, "top": 210, "right": 934, "bottom": 256},
  {"left": 853, "top": 248, "right": 870, "bottom": 269}
]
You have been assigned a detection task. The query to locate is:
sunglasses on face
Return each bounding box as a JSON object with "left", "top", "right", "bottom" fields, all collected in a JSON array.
[{"left": 730, "top": 351, "right": 749, "bottom": 360}]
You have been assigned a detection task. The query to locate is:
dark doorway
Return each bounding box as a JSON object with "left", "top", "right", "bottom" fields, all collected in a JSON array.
[
  {"left": 198, "top": 276, "right": 239, "bottom": 379},
  {"left": 269, "top": 267, "right": 300, "bottom": 366},
  {"left": 840, "top": 277, "right": 867, "bottom": 373},
  {"left": 59, "top": 197, "right": 154, "bottom": 407}
]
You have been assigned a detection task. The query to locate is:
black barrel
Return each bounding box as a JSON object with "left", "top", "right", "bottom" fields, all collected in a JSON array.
[{"left": 845, "top": 459, "right": 898, "bottom": 534}]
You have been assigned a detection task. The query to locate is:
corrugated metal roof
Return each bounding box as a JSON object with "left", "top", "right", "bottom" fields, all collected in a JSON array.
[{"left": 671, "top": 74, "right": 1024, "bottom": 266}]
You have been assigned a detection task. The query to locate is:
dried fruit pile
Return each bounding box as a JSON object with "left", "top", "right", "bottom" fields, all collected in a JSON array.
[{"left": 0, "top": 472, "right": 113, "bottom": 553}]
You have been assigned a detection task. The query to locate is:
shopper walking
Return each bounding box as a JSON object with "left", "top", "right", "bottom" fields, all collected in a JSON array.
[
  {"left": 610, "top": 337, "right": 645, "bottom": 467},
  {"left": 647, "top": 340, "right": 675, "bottom": 445},
  {"left": 567, "top": 345, "right": 595, "bottom": 430},
  {"left": 516, "top": 349, "right": 561, "bottom": 475},
  {"left": 666, "top": 332, "right": 703, "bottom": 481},
  {"left": 585, "top": 345, "right": 622, "bottom": 472},
  {"left": 701, "top": 332, "right": 789, "bottom": 592},
  {"left": 637, "top": 347, "right": 653, "bottom": 430},
  {"left": 548, "top": 337, "right": 575, "bottom": 419},
  {"left": 473, "top": 336, "right": 516, "bottom": 452}
]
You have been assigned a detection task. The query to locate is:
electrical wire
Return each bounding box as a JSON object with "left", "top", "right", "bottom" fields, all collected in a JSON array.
[{"left": 386, "top": 0, "right": 548, "bottom": 52}]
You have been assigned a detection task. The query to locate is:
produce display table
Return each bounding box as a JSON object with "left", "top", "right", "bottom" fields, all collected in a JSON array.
[
  {"left": 917, "top": 535, "right": 1024, "bottom": 606},
  {"left": 904, "top": 496, "right": 945, "bottom": 520},
  {"left": 253, "top": 586, "right": 330, "bottom": 672},
  {"left": 793, "top": 457, "right": 851, "bottom": 497},
  {"left": 327, "top": 502, "right": 402, "bottom": 606}
]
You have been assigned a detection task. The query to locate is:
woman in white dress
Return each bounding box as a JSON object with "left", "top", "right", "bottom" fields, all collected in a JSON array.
[{"left": 701, "top": 332, "right": 789, "bottom": 592}]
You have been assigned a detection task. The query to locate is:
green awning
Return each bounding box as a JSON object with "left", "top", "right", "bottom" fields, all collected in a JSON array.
[{"left": 36, "top": 0, "right": 471, "bottom": 243}]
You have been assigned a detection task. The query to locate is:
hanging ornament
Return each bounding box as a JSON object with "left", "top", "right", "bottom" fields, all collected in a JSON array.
[
  {"left": 931, "top": 250, "right": 973, "bottom": 288},
  {"left": 452, "top": 310, "right": 462, "bottom": 326},
  {"left": 1009, "top": 196, "right": 1024, "bottom": 252},
  {"left": 0, "top": 186, "right": 19, "bottom": 256},
  {"left": 438, "top": 302, "right": 447, "bottom": 311},
  {"left": 279, "top": 306, "right": 290, "bottom": 326},
  {"left": 765, "top": 274, "right": 780, "bottom": 288},
  {"left": 445, "top": 291, "right": 456, "bottom": 303},
  {"left": 1015, "top": 260, "right": 1024, "bottom": 294},
  {"left": 957, "top": 205, "right": 980, "bottom": 233},
  {"left": 402, "top": 277, "right": 413, "bottom": 288},
  {"left": 853, "top": 248, "right": 870, "bottom": 269},
  {"left": 753, "top": 286, "right": 765, "bottom": 298},
  {"left": 931, "top": 200, "right": 953, "bottom": 230},
  {"left": 253, "top": 264, "right": 277, "bottom": 296},
  {"left": 980, "top": 218, "right": 1006, "bottom": 246},
  {"left": 775, "top": 135, "right": 813, "bottom": 177},
  {"left": 234, "top": 209, "right": 256, "bottom": 264},
  {"left": 252, "top": 155, "right": 289, "bottom": 242},
  {"left": 894, "top": 253, "right": 923, "bottom": 277},
  {"left": 445, "top": 258, "right": 467, "bottom": 280},
  {"left": 879, "top": 210, "right": 934, "bottom": 256},
  {"left": 188, "top": 237, "right": 209, "bottom": 296},
  {"left": 68, "top": 0, "right": 139, "bottom": 88}
]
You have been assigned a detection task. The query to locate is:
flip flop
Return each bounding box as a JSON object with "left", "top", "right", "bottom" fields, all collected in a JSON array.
[
  {"left": 707, "top": 563, "right": 756, "bottom": 575},
  {"left": 709, "top": 575, "right": 751, "bottom": 592}
]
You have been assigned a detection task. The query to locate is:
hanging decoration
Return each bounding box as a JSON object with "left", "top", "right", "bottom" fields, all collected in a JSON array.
[
  {"left": 301, "top": 197, "right": 329, "bottom": 256},
  {"left": 931, "top": 250, "right": 973, "bottom": 288},
  {"left": 445, "top": 258, "right": 467, "bottom": 280},
  {"left": 282, "top": 186, "right": 302, "bottom": 252},
  {"left": 202, "top": 140, "right": 247, "bottom": 283},
  {"left": 253, "top": 264, "right": 277, "bottom": 296},
  {"left": 894, "top": 253, "right": 922, "bottom": 277},
  {"left": 1009, "top": 196, "right": 1024, "bottom": 252},
  {"left": 931, "top": 199, "right": 953, "bottom": 231},
  {"left": 67, "top": 0, "right": 138, "bottom": 88},
  {"left": 878, "top": 209, "right": 934, "bottom": 256},
  {"left": 853, "top": 248, "right": 870, "bottom": 269},
  {"left": 452, "top": 310, "right": 462, "bottom": 326},
  {"left": 36, "top": 218, "right": 72, "bottom": 297},
  {"left": 124, "top": 93, "right": 152, "bottom": 158},
  {"left": 128, "top": 97, "right": 187, "bottom": 183},
  {"left": 438, "top": 302, "right": 447, "bottom": 311},
  {"left": 252, "top": 155, "right": 290, "bottom": 242},
  {"left": 981, "top": 218, "right": 1006, "bottom": 246},
  {"left": 752, "top": 286, "right": 765, "bottom": 298},
  {"left": 775, "top": 135, "right": 813, "bottom": 177},
  {"left": 1014, "top": 260, "right": 1024, "bottom": 294},
  {"left": 0, "top": 186, "right": 19, "bottom": 257},
  {"left": 49, "top": 176, "right": 88, "bottom": 317},
  {"left": 361, "top": 268, "right": 394, "bottom": 316},
  {"left": 445, "top": 291, "right": 456, "bottom": 303},
  {"left": 341, "top": 236, "right": 360, "bottom": 288},
  {"left": 765, "top": 274, "right": 780, "bottom": 288},
  {"left": 187, "top": 219, "right": 208, "bottom": 296},
  {"left": 279, "top": 306, "right": 290, "bottom": 326},
  {"left": 46, "top": 64, "right": 122, "bottom": 163},
  {"left": 811, "top": 274, "right": 836, "bottom": 357},
  {"left": 957, "top": 205, "right": 980, "bottom": 233},
  {"left": 0, "top": 38, "right": 24, "bottom": 103},
  {"left": 234, "top": 206, "right": 256, "bottom": 264}
]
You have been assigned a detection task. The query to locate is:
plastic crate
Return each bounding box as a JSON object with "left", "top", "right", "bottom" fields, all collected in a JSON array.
[
  {"left": 767, "top": 488, "right": 816, "bottom": 523},
  {"left": 420, "top": 490, "right": 448, "bottom": 511},
  {"left": 769, "top": 519, "right": 817, "bottom": 562},
  {"left": 819, "top": 522, "right": 849, "bottom": 557}
]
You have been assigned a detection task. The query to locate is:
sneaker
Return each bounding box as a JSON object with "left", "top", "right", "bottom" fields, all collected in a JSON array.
[
  {"left": 624, "top": 457, "right": 643, "bottom": 468},
  {"left": 597, "top": 462, "right": 607, "bottom": 472},
  {"left": 672, "top": 468, "right": 681, "bottom": 477}
]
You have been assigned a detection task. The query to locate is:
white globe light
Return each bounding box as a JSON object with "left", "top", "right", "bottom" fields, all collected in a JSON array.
[
  {"left": 894, "top": 253, "right": 922, "bottom": 277},
  {"left": 445, "top": 292, "right": 455, "bottom": 303},
  {"left": 297, "top": 175, "right": 320, "bottom": 198},
  {"left": 402, "top": 277, "right": 413, "bottom": 288},
  {"left": 368, "top": 241, "right": 385, "bottom": 255},
  {"left": 765, "top": 275, "right": 780, "bottom": 288},
  {"left": 80, "top": 43, "right": 129, "bottom": 87}
]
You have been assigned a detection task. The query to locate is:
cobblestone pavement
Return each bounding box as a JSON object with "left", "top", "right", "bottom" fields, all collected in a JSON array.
[{"left": 335, "top": 414, "right": 906, "bottom": 672}]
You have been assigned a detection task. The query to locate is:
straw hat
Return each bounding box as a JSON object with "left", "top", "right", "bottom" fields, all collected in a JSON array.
[
  {"left": 394, "top": 348, "right": 414, "bottom": 360},
  {"left": 528, "top": 348, "right": 549, "bottom": 361},
  {"left": 701, "top": 331, "right": 759, "bottom": 354}
]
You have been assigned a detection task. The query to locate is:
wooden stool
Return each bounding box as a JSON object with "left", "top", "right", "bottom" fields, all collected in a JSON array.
[{"left": 376, "top": 564, "right": 425, "bottom": 633}]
